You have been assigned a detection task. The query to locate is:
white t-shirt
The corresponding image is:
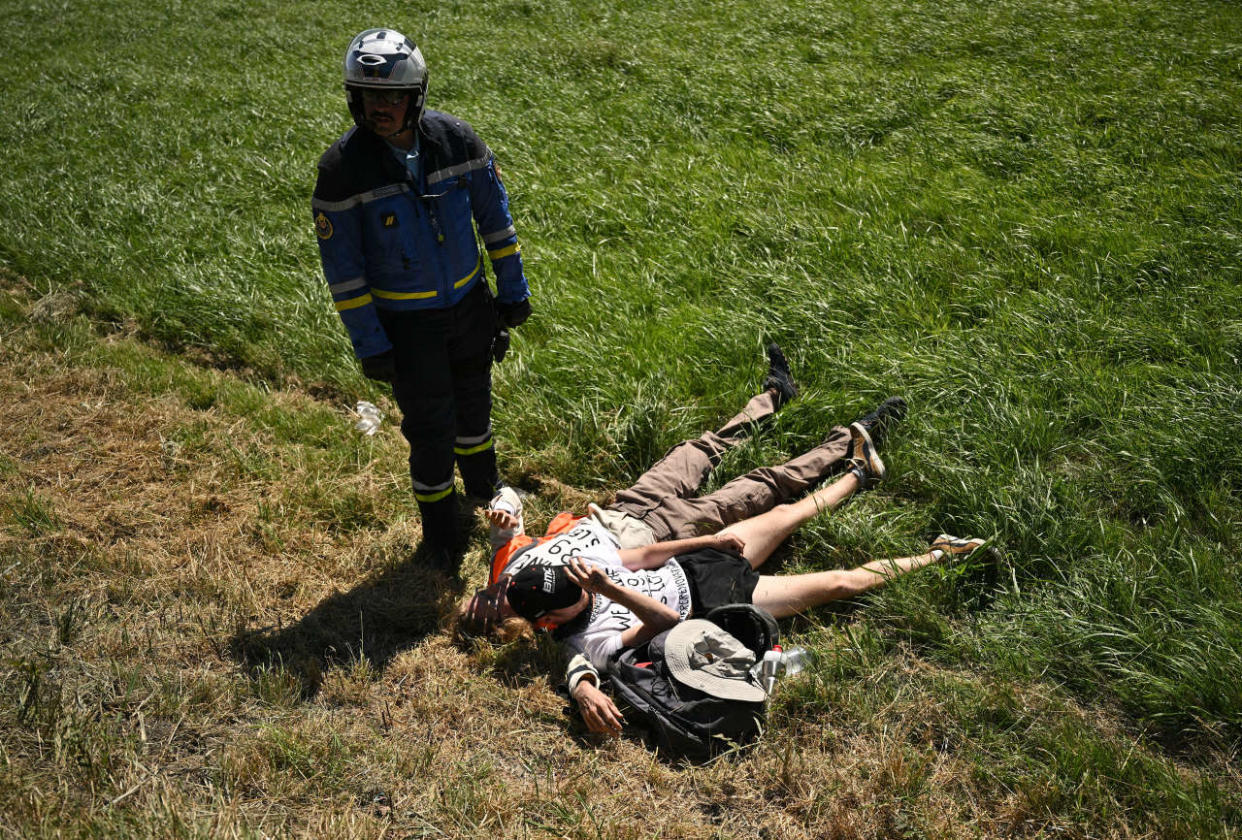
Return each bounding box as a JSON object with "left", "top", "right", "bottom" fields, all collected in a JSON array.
[
  {"left": 500, "top": 516, "right": 620, "bottom": 578},
  {"left": 496, "top": 517, "right": 693, "bottom": 670},
  {"left": 563, "top": 562, "right": 693, "bottom": 671}
]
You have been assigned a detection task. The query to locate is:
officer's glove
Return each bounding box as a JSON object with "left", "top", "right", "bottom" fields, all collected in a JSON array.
[
  {"left": 359, "top": 350, "right": 396, "bottom": 383},
  {"left": 496, "top": 298, "right": 531, "bottom": 328},
  {"left": 492, "top": 328, "right": 511, "bottom": 363}
]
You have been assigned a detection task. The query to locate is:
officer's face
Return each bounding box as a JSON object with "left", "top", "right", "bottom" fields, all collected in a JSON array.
[{"left": 362, "top": 89, "right": 410, "bottom": 135}]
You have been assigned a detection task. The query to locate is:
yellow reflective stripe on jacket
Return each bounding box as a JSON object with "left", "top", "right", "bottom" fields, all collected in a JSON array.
[
  {"left": 335, "top": 293, "right": 373, "bottom": 312},
  {"left": 414, "top": 486, "right": 454, "bottom": 504},
  {"left": 487, "top": 243, "right": 520, "bottom": 261},
  {"left": 454, "top": 257, "right": 481, "bottom": 290},
  {"left": 454, "top": 439, "right": 495, "bottom": 457},
  {"left": 372, "top": 288, "right": 438, "bottom": 301}
]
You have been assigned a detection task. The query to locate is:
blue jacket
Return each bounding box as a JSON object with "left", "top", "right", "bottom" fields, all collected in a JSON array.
[{"left": 312, "top": 110, "right": 530, "bottom": 359}]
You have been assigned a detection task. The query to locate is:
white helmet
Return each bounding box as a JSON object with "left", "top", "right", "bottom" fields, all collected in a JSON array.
[{"left": 343, "top": 29, "right": 429, "bottom": 133}]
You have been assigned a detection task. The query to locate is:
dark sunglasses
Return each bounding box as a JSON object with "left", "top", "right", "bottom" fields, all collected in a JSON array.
[{"left": 361, "top": 89, "right": 409, "bottom": 105}]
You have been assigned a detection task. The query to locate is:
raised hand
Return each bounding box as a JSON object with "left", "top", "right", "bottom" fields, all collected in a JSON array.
[
  {"left": 565, "top": 557, "right": 611, "bottom": 594},
  {"left": 483, "top": 508, "right": 520, "bottom": 531}
]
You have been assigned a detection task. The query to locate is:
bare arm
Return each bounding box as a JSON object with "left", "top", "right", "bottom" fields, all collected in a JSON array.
[
  {"left": 565, "top": 558, "right": 679, "bottom": 649},
  {"left": 617, "top": 532, "right": 746, "bottom": 571}
]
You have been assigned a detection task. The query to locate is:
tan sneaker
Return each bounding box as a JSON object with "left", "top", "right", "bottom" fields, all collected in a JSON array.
[
  {"left": 846, "top": 422, "right": 886, "bottom": 489},
  {"left": 929, "top": 534, "right": 988, "bottom": 563}
]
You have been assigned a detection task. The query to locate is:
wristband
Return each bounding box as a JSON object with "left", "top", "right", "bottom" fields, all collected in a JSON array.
[{"left": 566, "top": 653, "right": 599, "bottom": 695}]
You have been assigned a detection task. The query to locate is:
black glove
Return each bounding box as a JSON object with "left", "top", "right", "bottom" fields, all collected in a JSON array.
[
  {"left": 359, "top": 350, "right": 396, "bottom": 383},
  {"left": 496, "top": 298, "right": 531, "bottom": 328},
  {"left": 492, "top": 328, "right": 511, "bottom": 363}
]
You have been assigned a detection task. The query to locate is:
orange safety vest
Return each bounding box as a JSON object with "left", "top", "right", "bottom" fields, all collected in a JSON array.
[{"left": 487, "top": 511, "right": 584, "bottom": 585}]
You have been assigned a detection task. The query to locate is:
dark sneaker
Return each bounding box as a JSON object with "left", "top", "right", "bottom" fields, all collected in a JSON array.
[
  {"left": 763, "top": 342, "right": 799, "bottom": 408},
  {"left": 846, "top": 422, "right": 886, "bottom": 489},
  {"left": 849, "top": 396, "right": 908, "bottom": 450},
  {"left": 929, "top": 534, "right": 988, "bottom": 563},
  {"left": 420, "top": 543, "right": 460, "bottom": 571}
]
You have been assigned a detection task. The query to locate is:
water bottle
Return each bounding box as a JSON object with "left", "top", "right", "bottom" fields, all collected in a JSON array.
[
  {"left": 757, "top": 645, "right": 784, "bottom": 696},
  {"left": 354, "top": 401, "right": 383, "bottom": 436},
  {"left": 779, "top": 646, "right": 810, "bottom": 677},
  {"left": 750, "top": 645, "right": 811, "bottom": 696}
]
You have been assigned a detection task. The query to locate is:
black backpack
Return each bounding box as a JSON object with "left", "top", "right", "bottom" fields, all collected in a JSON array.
[{"left": 604, "top": 604, "right": 780, "bottom": 763}]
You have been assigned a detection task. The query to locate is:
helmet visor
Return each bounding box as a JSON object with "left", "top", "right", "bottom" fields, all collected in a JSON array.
[{"left": 360, "top": 88, "right": 410, "bottom": 106}]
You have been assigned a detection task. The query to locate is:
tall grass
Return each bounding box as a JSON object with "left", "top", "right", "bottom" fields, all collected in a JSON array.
[{"left": 1, "top": 0, "right": 1240, "bottom": 835}]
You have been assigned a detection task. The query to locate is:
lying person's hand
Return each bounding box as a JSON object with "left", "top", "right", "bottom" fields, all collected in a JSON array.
[
  {"left": 713, "top": 532, "right": 746, "bottom": 555},
  {"left": 464, "top": 578, "right": 509, "bottom": 633},
  {"left": 484, "top": 508, "right": 520, "bottom": 531},
  {"left": 572, "top": 679, "right": 624, "bottom": 736},
  {"left": 565, "top": 557, "right": 612, "bottom": 594}
]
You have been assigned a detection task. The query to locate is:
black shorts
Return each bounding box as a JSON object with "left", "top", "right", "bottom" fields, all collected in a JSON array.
[{"left": 677, "top": 547, "right": 759, "bottom": 615}]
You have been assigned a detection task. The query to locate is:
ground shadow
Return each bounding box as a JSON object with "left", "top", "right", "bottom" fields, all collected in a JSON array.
[{"left": 229, "top": 541, "right": 466, "bottom": 697}]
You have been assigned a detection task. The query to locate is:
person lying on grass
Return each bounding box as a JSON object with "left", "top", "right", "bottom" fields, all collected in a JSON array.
[
  {"left": 506, "top": 427, "right": 988, "bottom": 734},
  {"left": 456, "top": 342, "right": 895, "bottom": 701},
  {"left": 457, "top": 417, "right": 990, "bottom": 736},
  {"left": 460, "top": 341, "right": 905, "bottom": 637}
]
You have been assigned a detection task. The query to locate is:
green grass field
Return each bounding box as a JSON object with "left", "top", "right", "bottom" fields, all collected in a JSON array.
[{"left": 1, "top": 0, "right": 1240, "bottom": 836}]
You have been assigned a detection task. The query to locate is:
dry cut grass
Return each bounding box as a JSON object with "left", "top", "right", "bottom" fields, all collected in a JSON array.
[{"left": 0, "top": 284, "right": 1236, "bottom": 839}]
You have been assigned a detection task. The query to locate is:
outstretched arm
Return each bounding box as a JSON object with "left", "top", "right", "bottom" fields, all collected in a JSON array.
[{"left": 617, "top": 532, "right": 746, "bottom": 570}]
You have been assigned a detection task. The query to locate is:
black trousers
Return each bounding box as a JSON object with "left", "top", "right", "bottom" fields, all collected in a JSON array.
[{"left": 379, "top": 283, "right": 500, "bottom": 545}]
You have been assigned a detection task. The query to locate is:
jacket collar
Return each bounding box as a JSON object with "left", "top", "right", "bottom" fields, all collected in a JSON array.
[{"left": 358, "top": 121, "right": 434, "bottom": 187}]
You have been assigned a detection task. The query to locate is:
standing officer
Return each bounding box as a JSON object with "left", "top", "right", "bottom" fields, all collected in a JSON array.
[{"left": 313, "top": 29, "right": 531, "bottom": 552}]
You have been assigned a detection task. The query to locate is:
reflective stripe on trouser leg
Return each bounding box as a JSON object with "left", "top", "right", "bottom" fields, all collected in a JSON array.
[
  {"left": 456, "top": 433, "right": 498, "bottom": 499},
  {"left": 454, "top": 427, "right": 494, "bottom": 457},
  {"left": 412, "top": 476, "right": 455, "bottom": 504},
  {"left": 398, "top": 381, "right": 458, "bottom": 544},
  {"left": 412, "top": 474, "right": 459, "bottom": 546}
]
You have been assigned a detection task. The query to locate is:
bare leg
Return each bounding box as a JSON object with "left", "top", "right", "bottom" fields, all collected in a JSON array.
[
  {"left": 717, "top": 470, "right": 861, "bottom": 569},
  {"left": 751, "top": 551, "right": 943, "bottom": 618}
]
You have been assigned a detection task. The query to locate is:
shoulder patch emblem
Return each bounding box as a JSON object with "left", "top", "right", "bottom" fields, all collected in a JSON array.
[{"left": 315, "top": 211, "right": 333, "bottom": 240}]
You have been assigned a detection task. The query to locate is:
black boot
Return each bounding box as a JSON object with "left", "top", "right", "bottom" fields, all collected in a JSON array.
[
  {"left": 418, "top": 491, "right": 462, "bottom": 554},
  {"left": 849, "top": 397, "right": 907, "bottom": 450},
  {"left": 763, "top": 342, "right": 799, "bottom": 408}
]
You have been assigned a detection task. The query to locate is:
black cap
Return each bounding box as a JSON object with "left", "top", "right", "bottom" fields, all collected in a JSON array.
[{"left": 506, "top": 565, "right": 582, "bottom": 621}]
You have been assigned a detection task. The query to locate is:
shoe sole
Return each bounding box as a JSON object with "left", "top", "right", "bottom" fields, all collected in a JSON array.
[{"left": 765, "top": 344, "right": 798, "bottom": 404}]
